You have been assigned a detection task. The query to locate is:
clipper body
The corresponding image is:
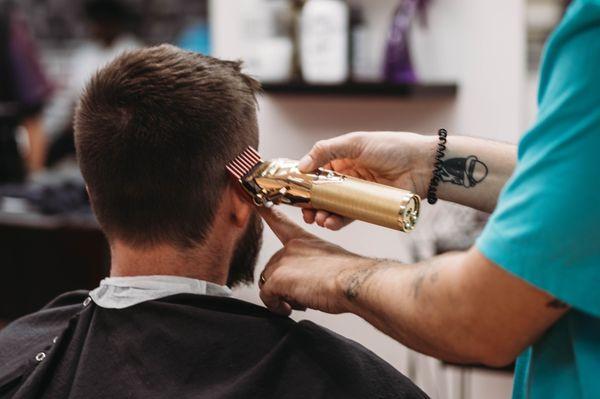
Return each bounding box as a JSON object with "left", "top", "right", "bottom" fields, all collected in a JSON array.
[{"left": 227, "top": 148, "right": 420, "bottom": 232}]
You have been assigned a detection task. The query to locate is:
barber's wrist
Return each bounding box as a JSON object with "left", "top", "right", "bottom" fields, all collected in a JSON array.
[
  {"left": 410, "top": 134, "right": 439, "bottom": 198},
  {"left": 334, "top": 257, "right": 387, "bottom": 314}
]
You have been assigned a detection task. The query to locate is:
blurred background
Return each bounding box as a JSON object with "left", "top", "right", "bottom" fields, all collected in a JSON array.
[{"left": 0, "top": 0, "right": 569, "bottom": 397}]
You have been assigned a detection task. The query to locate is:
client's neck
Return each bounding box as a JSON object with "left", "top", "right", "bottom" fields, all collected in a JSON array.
[{"left": 109, "top": 240, "right": 229, "bottom": 286}]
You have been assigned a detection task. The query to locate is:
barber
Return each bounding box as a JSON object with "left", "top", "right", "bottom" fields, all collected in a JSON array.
[{"left": 258, "top": 1, "right": 600, "bottom": 398}]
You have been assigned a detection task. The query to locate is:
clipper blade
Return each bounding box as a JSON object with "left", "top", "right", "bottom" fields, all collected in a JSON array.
[
  {"left": 226, "top": 146, "right": 267, "bottom": 205},
  {"left": 226, "top": 146, "right": 263, "bottom": 180}
]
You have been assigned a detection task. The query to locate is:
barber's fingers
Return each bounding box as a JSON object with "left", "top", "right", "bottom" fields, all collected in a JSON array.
[
  {"left": 258, "top": 207, "right": 315, "bottom": 245},
  {"left": 288, "top": 302, "right": 307, "bottom": 312},
  {"left": 259, "top": 248, "right": 293, "bottom": 315},
  {"left": 315, "top": 210, "right": 352, "bottom": 231},
  {"left": 302, "top": 208, "right": 317, "bottom": 224},
  {"left": 302, "top": 208, "right": 352, "bottom": 231},
  {"left": 259, "top": 289, "right": 292, "bottom": 316},
  {"left": 298, "top": 132, "right": 365, "bottom": 172}
]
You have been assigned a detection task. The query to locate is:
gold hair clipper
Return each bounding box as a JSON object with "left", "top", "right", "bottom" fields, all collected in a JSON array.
[{"left": 226, "top": 147, "right": 420, "bottom": 232}]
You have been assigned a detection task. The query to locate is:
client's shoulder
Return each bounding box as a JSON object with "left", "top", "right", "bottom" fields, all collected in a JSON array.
[
  {"left": 129, "top": 293, "right": 298, "bottom": 336},
  {"left": 150, "top": 296, "right": 427, "bottom": 398},
  {"left": 151, "top": 293, "right": 295, "bottom": 329},
  {"left": 285, "top": 320, "right": 429, "bottom": 399},
  {"left": 288, "top": 319, "right": 391, "bottom": 366},
  {"left": 0, "top": 290, "right": 89, "bottom": 341},
  {"left": 0, "top": 290, "right": 89, "bottom": 374},
  {"left": 157, "top": 293, "right": 284, "bottom": 319}
]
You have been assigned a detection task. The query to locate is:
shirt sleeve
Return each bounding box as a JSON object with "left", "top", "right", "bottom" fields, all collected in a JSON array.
[{"left": 476, "top": 14, "right": 600, "bottom": 317}]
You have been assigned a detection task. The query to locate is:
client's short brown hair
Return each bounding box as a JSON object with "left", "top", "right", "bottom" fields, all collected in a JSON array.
[{"left": 75, "top": 45, "right": 260, "bottom": 247}]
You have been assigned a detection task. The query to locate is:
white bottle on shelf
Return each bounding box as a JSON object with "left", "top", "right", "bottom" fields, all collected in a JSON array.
[{"left": 299, "top": 0, "right": 349, "bottom": 84}]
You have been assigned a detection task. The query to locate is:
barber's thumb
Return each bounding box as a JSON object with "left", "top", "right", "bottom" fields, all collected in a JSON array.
[{"left": 258, "top": 207, "right": 314, "bottom": 245}]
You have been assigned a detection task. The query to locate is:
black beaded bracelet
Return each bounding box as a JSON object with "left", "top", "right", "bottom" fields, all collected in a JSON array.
[{"left": 426, "top": 128, "right": 448, "bottom": 205}]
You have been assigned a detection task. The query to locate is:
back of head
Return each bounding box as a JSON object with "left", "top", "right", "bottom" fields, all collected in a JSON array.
[{"left": 75, "top": 44, "right": 260, "bottom": 249}]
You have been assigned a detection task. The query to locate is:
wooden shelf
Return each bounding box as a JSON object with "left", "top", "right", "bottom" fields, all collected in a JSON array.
[{"left": 261, "top": 81, "right": 458, "bottom": 98}]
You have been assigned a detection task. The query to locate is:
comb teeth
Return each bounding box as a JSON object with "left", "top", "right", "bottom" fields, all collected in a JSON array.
[{"left": 226, "top": 146, "right": 263, "bottom": 180}]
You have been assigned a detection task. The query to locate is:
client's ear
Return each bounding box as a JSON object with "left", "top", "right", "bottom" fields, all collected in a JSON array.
[{"left": 228, "top": 184, "right": 253, "bottom": 228}]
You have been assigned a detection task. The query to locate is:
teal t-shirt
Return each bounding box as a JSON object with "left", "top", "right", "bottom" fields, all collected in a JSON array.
[{"left": 476, "top": 1, "right": 600, "bottom": 398}]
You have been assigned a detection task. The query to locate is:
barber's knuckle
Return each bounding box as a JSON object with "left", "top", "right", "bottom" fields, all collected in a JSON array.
[
  {"left": 269, "top": 248, "right": 285, "bottom": 262},
  {"left": 346, "top": 131, "right": 363, "bottom": 141},
  {"left": 261, "top": 279, "right": 278, "bottom": 296},
  {"left": 287, "top": 237, "right": 307, "bottom": 250},
  {"left": 274, "top": 248, "right": 285, "bottom": 258},
  {"left": 266, "top": 271, "right": 288, "bottom": 294},
  {"left": 347, "top": 132, "right": 367, "bottom": 154},
  {"left": 263, "top": 264, "right": 278, "bottom": 280},
  {"left": 312, "top": 140, "right": 331, "bottom": 158},
  {"left": 313, "top": 139, "right": 327, "bottom": 150},
  {"left": 306, "top": 237, "right": 323, "bottom": 246},
  {"left": 263, "top": 258, "right": 275, "bottom": 271}
]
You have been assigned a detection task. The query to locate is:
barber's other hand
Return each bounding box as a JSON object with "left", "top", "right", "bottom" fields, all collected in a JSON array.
[
  {"left": 258, "top": 207, "right": 373, "bottom": 316},
  {"left": 298, "top": 131, "right": 434, "bottom": 230}
]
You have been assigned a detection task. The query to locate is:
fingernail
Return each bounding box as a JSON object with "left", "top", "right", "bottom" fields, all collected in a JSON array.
[
  {"left": 324, "top": 219, "right": 335, "bottom": 230},
  {"left": 298, "top": 155, "right": 312, "bottom": 171}
]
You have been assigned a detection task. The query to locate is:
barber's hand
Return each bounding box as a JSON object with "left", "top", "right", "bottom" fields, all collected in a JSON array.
[
  {"left": 298, "top": 131, "right": 434, "bottom": 230},
  {"left": 258, "top": 207, "right": 374, "bottom": 316}
]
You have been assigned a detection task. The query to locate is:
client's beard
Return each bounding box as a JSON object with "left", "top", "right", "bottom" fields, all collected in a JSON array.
[{"left": 226, "top": 212, "right": 263, "bottom": 288}]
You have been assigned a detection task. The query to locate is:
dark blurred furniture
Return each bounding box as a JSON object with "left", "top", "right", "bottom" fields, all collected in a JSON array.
[
  {"left": 17, "top": 0, "right": 208, "bottom": 45},
  {"left": 0, "top": 210, "right": 109, "bottom": 321}
]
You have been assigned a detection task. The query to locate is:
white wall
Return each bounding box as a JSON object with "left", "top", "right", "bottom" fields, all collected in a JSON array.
[{"left": 211, "top": 1, "right": 526, "bottom": 397}]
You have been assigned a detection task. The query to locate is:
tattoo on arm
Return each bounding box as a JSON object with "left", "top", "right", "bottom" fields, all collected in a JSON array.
[
  {"left": 341, "top": 258, "right": 441, "bottom": 302},
  {"left": 411, "top": 259, "right": 440, "bottom": 300},
  {"left": 547, "top": 298, "right": 569, "bottom": 309},
  {"left": 344, "top": 268, "right": 379, "bottom": 300},
  {"left": 440, "top": 155, "right": 488, "bottom": 188},
  {"left": 342, "top": 260, "right": 395, "bottom": 301}
]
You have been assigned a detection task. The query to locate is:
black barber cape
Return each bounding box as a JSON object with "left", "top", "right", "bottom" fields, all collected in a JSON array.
[{"left": 0, "top": 291, "right": 428, "bottom": 399}]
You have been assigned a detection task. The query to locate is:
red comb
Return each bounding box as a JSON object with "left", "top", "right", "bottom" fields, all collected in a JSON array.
[{"left": 226, "top": 146, "right": 262, "bottom": 180}]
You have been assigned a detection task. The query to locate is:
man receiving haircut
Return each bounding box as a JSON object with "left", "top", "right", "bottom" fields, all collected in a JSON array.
[{"left": 0, "top": 45, "right": 426, "bottom": 399}]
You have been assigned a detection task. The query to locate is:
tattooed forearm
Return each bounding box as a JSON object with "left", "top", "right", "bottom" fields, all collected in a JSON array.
[
  {"left": 440, "top": 155, "right": 488, "bottom": 188},
  {"left": 344, "top": 268, "right": 379, "bottom": 300},
  {"left": 547, "top": 298, "right": 569, "bottom": 309},
  {"left": 341, "top": 260, "right": 394, "bottom": 301},
  {"left": 411, "top": 259, "right": 440, "bottom": 300},
  {"left": 341, "top": 257, "right": 441, "bottom": 303}
]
